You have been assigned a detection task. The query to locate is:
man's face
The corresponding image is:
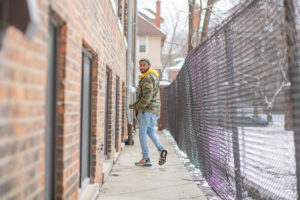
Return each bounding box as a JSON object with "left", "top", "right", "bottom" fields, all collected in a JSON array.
[{"left": 139, "top": 61, "right": 150, "bottom": 74}]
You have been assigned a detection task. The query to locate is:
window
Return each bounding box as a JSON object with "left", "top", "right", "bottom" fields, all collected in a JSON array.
[
  {"left": 139, "top": 37, "right": 147, "bottom": 53},
  {"left": 79, "top": 49, "right": 93, "bottom": 188}
]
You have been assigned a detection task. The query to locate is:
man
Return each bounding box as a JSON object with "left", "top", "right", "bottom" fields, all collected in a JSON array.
[{"left": 130, "top": 58, "right": 167, "bottom": 166}]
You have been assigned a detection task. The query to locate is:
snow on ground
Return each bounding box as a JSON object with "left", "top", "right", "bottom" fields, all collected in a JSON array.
[
  {"left": 163, "top": 129, "right": 221, "bottom": 200},
  {"left": 238, "top": 115, "right": 297, "bottom": 199},
  {"left": 163, "top": 114, "right": 297, "bottom": 199}
]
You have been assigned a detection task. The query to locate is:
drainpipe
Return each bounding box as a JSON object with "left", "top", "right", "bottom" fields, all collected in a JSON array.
[
  {"left": 126, "top": 0, "right": 134, "bottom": 145},
  {"left": 132, "top": 0, "right": 138, "bottom": 131},
  {"left": 133, "top": 0, "right": 137, "bottom": 103}
]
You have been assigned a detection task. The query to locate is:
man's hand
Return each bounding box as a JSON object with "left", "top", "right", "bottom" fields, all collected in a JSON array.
[{"left": 129, "top": 104, "right": 135, "bottom": 109}]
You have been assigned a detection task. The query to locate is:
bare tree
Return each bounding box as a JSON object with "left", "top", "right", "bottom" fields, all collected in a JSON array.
[
  {"left": 187, "top": 0, "right": 218, "bottom": 52},
  {"left": 166, "top": 0, "right": 240, "bottom": 61},
  {"left": 201, "top": 0, "right": 216, "bottom": 41},
  {"left": 162, "top": 32, "right": 188, "bottom": 67},
  {"left": 237, "top": 71, "right": 289, "bottom": 123},
  {"left": 188, "top": 0, "right": 196, "bottom": 53},
  {"left": 163, "top": 10, "right": 181, "bottom": 68},
  {"left": 195, "top": 0, "right": 203, "bottom": 44},
  {"left": 161, "top": 0, "right": 190, "bottom": 67}
]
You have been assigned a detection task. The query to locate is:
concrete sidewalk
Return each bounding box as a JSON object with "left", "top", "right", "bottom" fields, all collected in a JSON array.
[{"left": 97, "top": 130, "right": 207, "bottom": 200}]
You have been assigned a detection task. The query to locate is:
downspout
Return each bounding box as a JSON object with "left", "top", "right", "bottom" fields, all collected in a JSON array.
[
  {"left": 132, "top": 0, "right": 138, "bottom": 132},
  {"left": 133, "top": 0, "right": 137, "bottom": 103},
  {"left": 126, "top": 0, "right": 134, "bottom": 145}
]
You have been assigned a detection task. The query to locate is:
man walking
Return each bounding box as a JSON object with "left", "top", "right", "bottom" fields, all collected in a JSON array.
[{"left": 130, "top": 58, "right": 167, "bottom": 166}]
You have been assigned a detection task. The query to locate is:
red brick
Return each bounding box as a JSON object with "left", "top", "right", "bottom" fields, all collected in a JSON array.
[{"left": 0, "top": 0, "right": 133, "bottom": 199}]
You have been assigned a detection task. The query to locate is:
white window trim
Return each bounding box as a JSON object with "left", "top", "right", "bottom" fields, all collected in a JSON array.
[
  {"left": 138, "top": 36, "right": 148, "bottom": 54},
  {"left": 118, "top": 20, "right": 123, "bottom": 36},
  {"left": 109, "top": 0, "right": 117, "bottom": 16},
  {"left": 124, "top": 36, "right": 128, "bottom": 48}
]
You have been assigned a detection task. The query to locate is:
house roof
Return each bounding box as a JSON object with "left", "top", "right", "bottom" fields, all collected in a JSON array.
[
  {"left": 159, "top": 80, "right": 171, "bottom": 87},
  {"left": 139, "top": 9, "right": 155, "bottom": 21},
  {"left": 166, "top": 60, "right": 184, "bottom": 71},
  {"left": 162, "top": 58, "right": 185, "bottom": 80},
  {"left": 137, "top": 14, "right": 166, "bottom": 39},
  {"left": 138, "top": 9, "right": 165, "bottom": 23}
]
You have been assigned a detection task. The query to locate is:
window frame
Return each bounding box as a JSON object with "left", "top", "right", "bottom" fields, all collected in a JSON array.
[
  {"left": 45, "top": 17, "right": 60, "bottom": 200},
  {"left": 104, "top": 69, "right": 112, "bottom": 159},
  {"left": 79, "top": 48, "right": 93, "bottom": 188},
  {"left": 114, "top": 77, "right": 120, "bottom": 151}
]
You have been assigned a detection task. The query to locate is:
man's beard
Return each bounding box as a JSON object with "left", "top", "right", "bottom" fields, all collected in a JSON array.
[{"left": 141, "top": 67, "right": 150, "bottom": 74}]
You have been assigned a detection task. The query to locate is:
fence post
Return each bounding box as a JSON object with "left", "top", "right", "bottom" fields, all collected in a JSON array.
[
  {"left": 225, "top": 25, "right": 243, "bottom": 199},
  {"left": 284, "top": 0, "right": 300, "bottom": 198}
]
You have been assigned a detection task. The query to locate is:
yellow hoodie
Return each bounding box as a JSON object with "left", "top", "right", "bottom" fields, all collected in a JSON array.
[{"left": 139, "top": 68, "right": 159, "bottom": 79}]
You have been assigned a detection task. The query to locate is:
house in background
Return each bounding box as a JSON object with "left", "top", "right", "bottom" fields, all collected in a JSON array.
[
  {"left": 137, "top": 0, "right": 166, "bottom": 78},
  {"left": 162, "top": 57, "right": 185, "bottom": 83}
]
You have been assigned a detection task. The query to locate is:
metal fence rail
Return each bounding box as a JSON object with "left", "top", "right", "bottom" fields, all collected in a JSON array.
[{"left": 165, "top": 0, "right": 300, "bottom": 199}]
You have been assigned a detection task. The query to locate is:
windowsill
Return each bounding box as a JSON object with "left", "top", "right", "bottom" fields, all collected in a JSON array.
[
  {"left": 124, "top": 36, "right": 128, "bottom": 48},
  {"left": 102, "top": 145, "right": 124, "bottom": 182},
  {"left": 118, "top": 20, "right": 123, "bottom": 36},
  {"left": 121, "top": 142, "right": 125, "bottom": 150},
  {"left": 114, "top": 151, "right": 120, "bottom": 163},
  {"left": 78, "top": 183, "right": 99, "bottom": 200},
  {"left": 103, "top": 159, "right": 114, "bottom": 182}
]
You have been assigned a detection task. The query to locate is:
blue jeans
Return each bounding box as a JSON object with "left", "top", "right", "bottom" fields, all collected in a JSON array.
[{"left": 137, "top": 111, "right": 164, "bottom": 160}]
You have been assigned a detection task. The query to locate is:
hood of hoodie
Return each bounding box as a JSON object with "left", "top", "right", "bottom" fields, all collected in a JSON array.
[{"left": 139, "top": 68, "right": 159, "bottom": 79}]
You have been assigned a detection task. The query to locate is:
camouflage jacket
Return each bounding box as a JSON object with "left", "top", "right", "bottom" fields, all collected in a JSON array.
[{"left": 134, "top": 72, "right": 161, "bottom": 115}]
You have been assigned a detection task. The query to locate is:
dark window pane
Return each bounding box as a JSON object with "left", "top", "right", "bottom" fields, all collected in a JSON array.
[{"left": 139, "top": 45, "right": 146, "bottom": 53}]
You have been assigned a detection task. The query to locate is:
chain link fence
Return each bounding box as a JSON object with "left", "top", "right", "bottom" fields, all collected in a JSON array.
[{"left": 165, "top": 0, "right": 300, "bottom": 199}]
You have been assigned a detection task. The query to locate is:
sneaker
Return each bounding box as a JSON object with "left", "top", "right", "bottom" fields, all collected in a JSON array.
[
  {"left": 159, "top": 150, "right": 168, "bottom": 165},
  {"left": 135, "top": 158, "right": 152, "bottom": 167}
]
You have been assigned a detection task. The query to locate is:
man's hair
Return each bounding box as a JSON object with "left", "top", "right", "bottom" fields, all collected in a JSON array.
[{"left": 139, "top": 58, "right": 151, "bottom": 66}]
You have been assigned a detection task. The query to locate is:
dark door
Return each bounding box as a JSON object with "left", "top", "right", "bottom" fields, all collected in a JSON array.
[
  {"left": 104, "top": 70, "right": 110, "bottom": 158},
  {"left": 45, "top": 20, "right": 58, "bottom": 200},
  {"left": 115, "top": 78, "right": 120, "bottom": 151},
  {"left": 79, "top": 51, "right": 92, "bottom": 187}
]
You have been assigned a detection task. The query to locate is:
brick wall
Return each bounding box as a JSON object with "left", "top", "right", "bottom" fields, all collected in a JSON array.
[
  {"left": 0, "top": 24, "right": 49, "bottom": 200},
  {"left": 0, "top": 0, "right": 131, "bottom": 199}
]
